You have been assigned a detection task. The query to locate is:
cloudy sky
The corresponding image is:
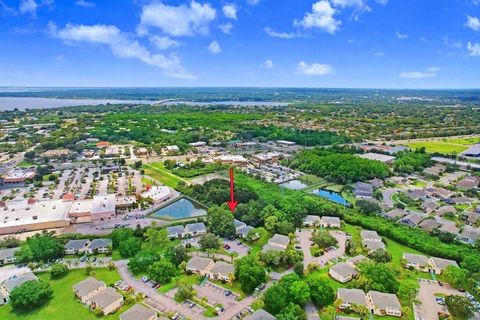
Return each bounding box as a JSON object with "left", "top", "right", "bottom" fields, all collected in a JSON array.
[{"left": 1, "top": 0, "right": 480, "bottom": 88}]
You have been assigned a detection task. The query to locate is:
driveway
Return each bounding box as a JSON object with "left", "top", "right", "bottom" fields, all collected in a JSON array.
[
  {"left": 296, "top": 229, "right": 346, "bottom": 268},
  {"left": 305, "top": 302, "right": 320, "bottom": 320},
  {"left": 414, "top": 278, "right": 465, "bottom": 320},
  {"left": 222, "top": 238, "right": 250, "bottom": 258}
]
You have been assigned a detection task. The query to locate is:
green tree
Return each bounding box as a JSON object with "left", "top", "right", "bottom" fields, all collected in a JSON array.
[
  {"left": 277, "top": 303, "right": 307, "bottom": 320},
  {"left": 445, "top": 295, "right": 474, "bottom": 320},
  {"left": 368, "top": 249, "right": 392, "bottom": 263},
  {"left": 128, "top": 250, "right": 159, "bottom": 275},
  {"left": 198, "top": 233, "right": 221, "bottom": 250},
  {"left": 293, "top": 261, "right": 304, "bottom": 276},
  {"left": 290, "top": 280, "right": 311, "bottom": 306},
  {"left": 308, "top": 278, "right": 335, "bottom": 307},
  {"left": 355, "top": 261, "right": 399, "bottom": 294},
  {"left": 206, "top": 205, "right": 236, "bottom": 237},
  {"left": 15, "top": 231, "right": 64, "bottom": 263},
  {"left": 234, "top": 256, "right": 266, "bottom": 293},
  {"left": 443, "top": 265, "right": 468, "bottom": 289},
  {"left": 311, "top": 230, "right": 337, "bottom": 249},
  {"left": 264, "top": 284, "right": 288, "bottom": 315},
  {"left": 111, "top": 228, "right": 135, "bottom": 248},
  {"left": 50, "top": 263, "right": 69, "bottom": 279},
  {"left": 9, "top": 280, "right": 53, "bottom": 310},
  {"left": 118, "top": 236, "right": 142, "bottom": 258},
  {"left": 164, "top": 245, "right": 189, "bottom": 265},
  {"left": 148, "top": 259, "right": 177, "bottom": 284},
  {"left": 144, "top": 227, "right": 169, "bottom": 250},
  {"left": 174, "top": 281, "right": 195, "bottom": 302},
  {"left": 397, "top": 281, "right": 418, "bottom": 305}
]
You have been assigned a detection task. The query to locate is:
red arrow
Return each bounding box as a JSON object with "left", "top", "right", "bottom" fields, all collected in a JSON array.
[{"left": 227, "top": 167, "right": 238, "bottom": 213}]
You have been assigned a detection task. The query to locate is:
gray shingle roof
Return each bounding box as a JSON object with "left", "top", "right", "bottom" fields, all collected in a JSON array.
[
  {"left": 338, "top": 288, "right": 367, "bottom": 307},
  {"left": 186, "top": 256, "right": 213, "bottom": 271},
  {"left": 210, "top": 261, "right": 234, "bottom": 276},
  {"left": 0, "top": 247, "right": 20, "bottom": 261},
  {"left": 89, "top": 287, "right": 122, "bottom": 310},
  {"left": 89, "top": 239, "right": 112, "bottom": 250},
  {"left": 65, "top": 239, "right": 89, "bottom": 251},
  {"left": 268, "top": 234, "right": 290, "bottom": 247},
  {"left": 120, "top": 304, "right": 156, "bottom": 320},
  {"left": 73, "top": 277, "right": 105, "bottom": 297},
  {"left": 330, "top": 262, "right": 358, "bottom": 278},
  {"left": 368, "top": 291, "right": 401, "bottom": 310},
  {"left": 185, "top": 222, "right": 206, "bottom": 233},
  {"left": 244, "top": 309, "right": 276, "bottom": 320},
  {"left": 403, "top": 253, "right": 428, "bottom": 266},
  {"left": 2, "top": 272, "right": 38, "bottom": 292}
]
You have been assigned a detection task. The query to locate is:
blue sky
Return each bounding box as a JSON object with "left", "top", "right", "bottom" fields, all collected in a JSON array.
[{"left": 1, "top": 0, "right": 480, "bottom": 88}]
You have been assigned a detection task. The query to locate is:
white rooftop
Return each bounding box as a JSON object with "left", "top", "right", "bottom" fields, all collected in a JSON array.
[{"left": 1, "top": 199, "right": 71, "bottom": 228}]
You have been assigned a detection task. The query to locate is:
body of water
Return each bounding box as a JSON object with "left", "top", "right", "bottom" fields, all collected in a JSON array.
[
  {"left": 279, "top": 179, "right": 309, "bottom": 190},
  {"left": 311, "top": 189, "right": 349, "bottom": 206},
  {"left": 151, "top": 198, "right": 207, "bottom": 220},
  {"left": 0, "top": 97, "right": 155, "bottom": 111}
]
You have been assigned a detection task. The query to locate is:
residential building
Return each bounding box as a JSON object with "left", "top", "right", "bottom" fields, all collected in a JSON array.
[
  {"left": 405, "top": 189, "right": 428, "bottom": 201},
  {"left": 73, "top": 277, "right": 106, "bottom": 304},
  {"left": 65, "top": 239, "right": 90, "bottom": 255},
  {"left": 186, "top": 256, "right": 214, "bottom": 276},
  {"left": 244, "top": 309, "right": 276, "bottom": 320},
  {"left": 346, "top": 255, "right": 368, "bottom": 268},
  {"left": 403, "top": 253, "right": 429, "bottom": 272},
  {"left": 234, "top": 219, "right": 247, "bottom": 231},
  {"left": 0, "top": 247, "right": 20, "bottom": 266},
  {"left": 354, "top": 182, "right": 374, "bottom": 199},
  {"left": 208, "top": 261, "right": 235, "bottom": 283},
  {"left": 456, "top": 175, "right": 480, "bottom": 190},
  {"left": 421, "top": 201, "right": 440, "bottom": 214},
  {"left": 337, "top": 288, "right": 367, "bottom": 309},
  {"left": 398, "top": 212, "right": 424, "bottom": 227},
  {"left": 329, "top": 262, "right": 358, "bottom": 283},
  {"left": 360, "top": 230, "right": 382, "bottom": 242},
  {"left": 436, "top": 206, "right": 456, "bottom": 217},
  {"left": 367, "top": 291, "right": 402, "bottom": 317},
  {"left": 362, "top": 240, "right": 386, "bottom": 253},
  {"left": 166, "top": 225, "right": 186, "bottom": 239},
  {"left": 237, "top": 225, "right": 256, "bottom": 239},
  {"left": 383, "top": 209, "right": 407, "bottom": 220},
  {"left": 2, "top": 272, "right": 38, "bottom": 294},
  {"left": 262, "top": 234, "right": 290, "bottom": 253},
  {"left": 458, "top": 226, "right": 480, "bottom": 245},
  {"left": 89, "top": 239, "right": 112, "bottom": 254},
  {"left": 418, "top": 219, "right": 441, "bottom": 232},
  {"left": 429, "top": 257, "right": 459, "bottom": 275},
  {"left": 320, "top": 216, "right": 341, "bottom": 228},
  {"left": 88, "top": 287, "right": 123, "bottom": 315},
  {"left": 185, "top": 222, "right": 207, "bottom": 236},
  {"left": 120, "top": 304, "right": 158, "bottom": 320},
  {"left": 303, "top": 215, "right": 321, "bottom": 227}
]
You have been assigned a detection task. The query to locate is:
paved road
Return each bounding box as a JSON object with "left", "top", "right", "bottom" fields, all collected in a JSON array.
[
  {"left": 414, "top": 279, "right": 464, "bottom": 320},
  {"left": 382, "top": 188, "right": 403, "bottom": 208}
]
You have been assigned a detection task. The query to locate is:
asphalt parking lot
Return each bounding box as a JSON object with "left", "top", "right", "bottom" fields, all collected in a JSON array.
[
  {"left": 182, "top": 299, "right": 205, "bottom": 315},
  {"left": 222, "top": 238, "right": 250, "bottom": 257},
  {"left": 194, "top": 281, "right": 239, "bottom": 308}
]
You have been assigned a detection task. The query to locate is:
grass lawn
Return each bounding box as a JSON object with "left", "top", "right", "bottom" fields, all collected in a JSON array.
[
  {"left": 405, "top": 141, "right": 469, "bottom": 155},
  {"left": 142, "top": 162, "right": 189, "bottom": 188},
  {"left": 17, "top": 160, "right": 35, "bottom": 168},
  {"left": 245, "top": 228, "right": 271, "bottom": 257},
  {"left": 157, "top": 274, "right": 202, "bottom": 293},
  {"left": 298, "top": 175, "right": 327, "bottom": 186},
  {"left": 0, "top": 268, "right": 127, "bottom": 320}
]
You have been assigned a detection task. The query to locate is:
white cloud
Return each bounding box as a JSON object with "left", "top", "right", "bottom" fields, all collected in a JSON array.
[
  {"left": 48, "top": 23, "right": 194, "bottom": 79},
  {"left": 296, "top": 61, "right": 333, "bottom": 76},
  {"left": 19, "top": 0, "right": 37, "bottom": 15},
  {"left": 443, "top": 36, "right": 462, "bottom": 48},
  {"left": 219, "top": 22, "right": 233, "bottom": 34},
  {"left": 375, "top": 0, "right": 388, "bottom": 4},
  {"left": 264, "top": 27, "right": 297, "bottom": 39},
  {"left": 467, "top": 42, "right": 480, "bottom": 56},
  {"left": 263, "top": 59, "right": 274, "bottom": 69},
  {"left": 247, "top": 0, "right": 260, "bottom": 5},
  {"left": 466, "top": 16, "right": 480, "bottom": 32},
  {"left": 222, "top": 4, "right": 237, "bottom": 20},
  {"left": 208, "top": 40, "right": 221, "bottom": 54},
  {"left": 396, "top": 31, "right": 408, "bottom": 39},
  {"left": 150, "top": 35, "right": 180, "bottom": 50},
  {"left": 331, "top": 0, "right": 371, "bottom": 13},
  {"left": 138, "top": 1, "right": 216, "bottom": 37},
  {"left": 74, "top": 0, "right": 95, "bottom": 8},
  {"left": 400, "top": 66, "right": 439, "bottom": 79},
  {"left": 294, "top": 0, "right": 340, "bottom": 34}
]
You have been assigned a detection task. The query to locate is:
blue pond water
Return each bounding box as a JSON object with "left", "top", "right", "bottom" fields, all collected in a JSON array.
[
  {"left": 152, "top": 198, "right": 207, "bottom": 220},
  {"left": 279, "top": 179, "right": 309, "bottom": 190},
  {"left": 311, "top": 189, "right": 349, "bottom": 206}
]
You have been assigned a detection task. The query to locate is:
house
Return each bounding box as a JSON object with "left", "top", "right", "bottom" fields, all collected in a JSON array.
[
  {"left": 166, "top": 225, "right": 186, "bottom": 239},
  {"left": 2, "top": 272, "right": 38, "bottom": 294},
  {"left": 451, "top": 197, "right": 472, "bottom": 205},
  {"left": 458, "top": 226, "right": 480, "bottom": 245},
  {"left": 346, "top": 255, "right": 368, "bottom": 268},
  {"left": 337, "top": 288, "right": 367, "bottom": 309},
  {"left": 89, "top": 239, "right": 112, "bottom": 254},
  {"left": 438, "top": 220, "right": 460, "bottom": 235},
  {"left": 425, "top": 187, "right": 453, "bottom": 199},
  {"left": 165, "top": 145, "right": 180, "bottom": 153},
  {"left": 267, "top": 234, "right": 290, "bottom": 249},
  {"left": 456, "top": 175, "right": 480, "bottom": 190},
  {"left": 362, "top": 240, "right": 386, "bottom": 253},
  {"left": 418, "top": 219, "right": 441, "bottom": 232},
  {"left": 186, "top": 256, "right": 214, "bottom": 276},
  {"left": 361, "top": 230, "right": 382, "bottom": 242},
  {"left": 369, "top": 178, "right": 384, "bottom": 188},
  {"left": 65, "top": 239, "right": 90, "bottom": 255},
  {"left": 320, "top": 216, "right": 341, "bottom": 228},
  {"left": 464, "top": 211, "right": 480, "bottom": 225},
  {"left": 0, "top": 247, "right": 20, "bottom": 266},
  {"left": 73, "top": 277, "right": 106, "bottom": 304},
  {"left": 367, "top": 291, "right": 402, "bottom": 317},
  {"left": 429, "top": 257, "right": 459, "bottom": 275},
  {"left": 403, "top": 253, "right": 429, "bottom": 271},
  {"left": 329, "top": 262, "right": 358, "bottom": 283},
  {"left": 185, "top": 222, "right": 207, "bottom": 237},
  {"left": 354, "top": 182, "right": 374, "bottom": 199},
  {"left": 120, "top": 304, "right": 158, "bottom": 320},
  {"left": 436, "top": 206, "right": 456, "bottom": 217},
  {"left": 398, "top": 212, "right": 424, "bottom": 227},
  {"left": 303, "top": 215, "right": 321, "bottom": 227},
  {"left": 421, "top": 201, "right": 440, "bottom": 214},
  {"left": 234, "top": 219, "right": 247, "bottom": 231},
  {"left": 88, "top": 287, "right": 123, "bottom": 315},
  {"left": 244, "top": 309, "right": 276, "bottom": 320},
  {"left": 237, "top": 225, "right": 256, "bottom": 239},
  {"left": 383, "top": 209, "right": 407, "bottom": 220},
  {"left": 208, "top": 261, "right": 235, "bottom": 282},
  {"left": 423, "top": 164, "right": 446, "bottom": 177},
  {"left": 405, "top": 189, "right": 428, "bottom": 201}
]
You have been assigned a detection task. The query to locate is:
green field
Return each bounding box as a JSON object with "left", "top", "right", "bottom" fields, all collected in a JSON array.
[
  {"left": 0, "top": 268, "right": 129, "bottom": 320},
  {"left": 141, "top": 162, "right": 189, "bottom": 188},
  {"left": 405, "top": 140, "right": 470, "bottom": 154}
]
